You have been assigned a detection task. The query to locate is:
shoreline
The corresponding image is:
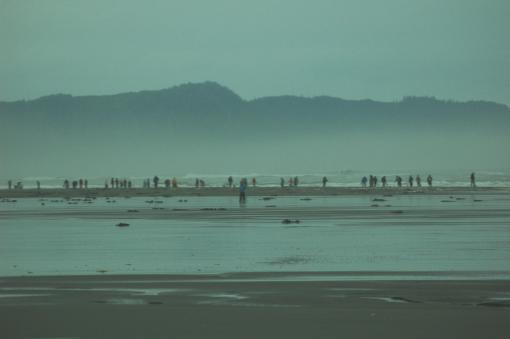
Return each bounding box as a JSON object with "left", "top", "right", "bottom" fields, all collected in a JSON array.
[{"left": 1, "top": 186, "right": 509, "bottom": 198}]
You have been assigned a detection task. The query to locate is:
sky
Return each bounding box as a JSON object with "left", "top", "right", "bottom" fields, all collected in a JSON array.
[{"left": 1, "top": 0, "right": 509, "bottom": 105}]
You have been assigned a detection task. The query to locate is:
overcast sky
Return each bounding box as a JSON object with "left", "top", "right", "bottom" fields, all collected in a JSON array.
[{"left": 1, "top": 0, "right": 509, "bottom": 104}]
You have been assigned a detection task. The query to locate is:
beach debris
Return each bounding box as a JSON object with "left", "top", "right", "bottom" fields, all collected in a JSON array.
[
  {"left": 372, "top": 198, "right": 386, "bottom": 202},
  {"left": 281, "top": 219, "right": 300, "bottom": 224},
  {"left": 152, "top": 207, "right": 165, "bottom": 210},
  {"left": 261, "top": 197, "right": 275, "bottom": 201},
  {"left": 473, "top": 199, "right": 483, "bottom": 202},
  {"left": 440, "top": 200, "right": 455, "bottom": 203},
  {"left": 265, "top": 205, "right": 277, "bottom": 208},
  {"left": 300, "top": 198, "right": 312, "bottom": 201},
  {"left": 116, "top": 223, "right": 130, "bottom": 227},
  {"left": 178, "top": 199, "right": 188, "bottom": 202},
  {"left": 127, "top": 209, "right": 139, "bottom": 213},
  {"left": 172, "top": 208, "right": 188, "bottom": 211},
  {"left": 371, "top": 204, "right": 379, "bottom": 207},
  {"left": 96, "top": 269, "right": 108, "bottom": 273},
  {"left": 455, "top": 197, "right": 466, "bottom": 200}
]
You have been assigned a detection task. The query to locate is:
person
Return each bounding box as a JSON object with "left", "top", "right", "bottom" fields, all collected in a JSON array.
[
  {"left": 416, "top": 175, "right": 421, "bottom": 187},
  {"left": 408, "top": 175, "right": 414, "bottom": 187},
  {"left": 373, "top": 176, "right": 378, "bottom": 187},
  {"left": 104, "top": 180, "right": 109, "bottom": 189},
  {"left": 165, "top": 179, "right": 171, "bottom": 188},
  {"left": 110, "top": 178, "right": 114, "bottom": 189},
  {"left": 153, "top": 176, "right": 159, "bottom": 188},
  {"left": 228, "top": 176, "right": 233, "bottom": 188},
  {"left": 322, "top": 176, "right": 328, "bottom": 187},
  {"left": 427, "top": 175, "right": 433, "bottom": 187},
  {"left": 8, "top": 180, "right": 12, "bottom": 190},
  {"left": 172, "top": 177, "right": 178, "bottom": 188},
  {"left": 84, "top": 179, "right": 88, "bottom": 189},
  {"left": 369, "top": 175, "right": 373, "bottom": 188},
  {"left": 36, "top": 180, "right": 41, "bottom": 190},
  {"left": 288, "top": 178, "right": 293, "bottom": 187},
  {"left": 293, "top": 176, "right": 299, "bottom": 187},
  {"left": 128, "top": 180, "right": 132, "bottom": 189},
  {"left": 64, "top": 179, "right": 70, "bottom": 189},
  {"left": 195, "top": 178, "right": 200, "bottom": 188},
  {"left": 115, "top": 178, "right": 119, "bottom": 189},
  {"left": 79, "top": 179, "right": 83, "bottom": 189},
  {"left": 239, "top": 178, "right": 247, "bottom": 203},
  {"left": 395, "top": 176, "right": 402, "bottom": 187},
  {"left": 280, "top": 177, "right": 285, "bottom": 188},
  {"left": 361, "top": 176, "right": 368, "bottom": 188},
  {"left": 72, "top": 180, "right": 78, "bottom": 189},
  {"left": 199, "top": 179, "right": 205, "bottom": 187},
  {"left": 252, "top": 177, "right": 256, "bottom": 187},
  {"left": 381, "top": 176, "right": 387, "bottom": 187},
  {"left": 470, "top": 172, "right": 476, "bottom": 187}
]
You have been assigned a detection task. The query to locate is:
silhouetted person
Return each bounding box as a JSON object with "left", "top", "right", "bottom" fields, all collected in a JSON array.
[
  {"left": 165, "top": 179, "right": 171, "bottom": 188},
  {"left": 64, "top": 180, "right": 70, "bottom": 189},
  {"left": 288, "top": 178, "right": 293, "bottom": 187},
  {"left": 84, "top": 179, "right": 88, "bottom": 189},
  {"left": 123, "top": 179, "right": 127, "bottom": 188},
  {"left": 470, "top": 172, "right": 476, "bottom": 187},
  {"left": 381, "top": 176, "right": 387, "bottom": 187},
  {"left": 72, "top": 180, "right": 78, "bottom": 189},
  {"left": 361, "top": 176, "right": 368, "bottom": 187},
  {"left": 369, "top": 175, "right": 373, "bottom": 188},
  {"left": 199, "top": 179, "right": 205, "bottom": 187},
  {"left": 8, "top": 180, "right": 12, "bottom": 190},
  {"left": 110, "top": 178, "right": 114, "bottom": 189},
  {"left": 395, "top": 176, "right": 402, "bottom": 187},
  {"left": 228, "top": 176, "right": 233, "bottom": 188},
  {"left": 416, "top": 175, "right": 421, "bottom": 187},
  {"left": 79, "top": 179, "right": 83, "bottom": 189},
  {"left": 293, "top": 176, "right": 299, "bottom": 187},
  {"left": 153, "top": 176, "right": 159, "bottom": 188},
  {"left": 36, "top": 180, "right": 40, "bottom": 190},
  {"left": 115, "top": 178, "right": 119, "bottom": 189},
  {"left": 239, "top": 178, "right": 247, "bottom": 204},
  {"left": 408, "top": 176, "right": 414, "bottom": 187},
  {"left": 252, "top": 177, "right": 256, "bottom": 187},
  {"left": 128, "top": 181, "right": 132, "bottom": 188},
  {"left": 322, "top": 176, "right": 328, "bottom": 187},
  {"left": 280, "top": 177, "right": 285, "bottom": 188},
  {"left": 195, "top": 178, "right": 200, "bottom": 188},
  {"left": 172, "top": 177, "right": 178, "bottom": 188},
  {"left": 104, "top": 180, "right": 108, "bottom": 189},
  {"left": 427, "top": 175, "right": 433, "bottom": 187},
  {"left": 373, "top": 176, "right": 378, "bottom": 187}
]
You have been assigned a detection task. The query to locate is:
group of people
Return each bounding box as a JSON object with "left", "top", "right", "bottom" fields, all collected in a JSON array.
[
  {"left": 63, "top": 179, "right": 89, "bottom": 189},
  {"left": 362, "top": 175, "right": 435, "bottom": 188},
  {"left": 105, "top": 178, "right": 132, "bottom": 189}
]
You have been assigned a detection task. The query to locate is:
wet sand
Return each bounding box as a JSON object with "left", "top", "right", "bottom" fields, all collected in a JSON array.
[
  {"left": 1, "top": 273, "right": 509, "bottom": 339},
  {"left": 1, "top": 186, "right": 509, "bottom": 199}
]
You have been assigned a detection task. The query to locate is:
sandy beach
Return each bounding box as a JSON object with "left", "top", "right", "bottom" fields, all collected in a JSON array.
[
  {"left": 1, "top": 273, "right": 509, "bottom": 339},
  {"left": 1, "top": 186, "right": 509, "bottom": 199}
]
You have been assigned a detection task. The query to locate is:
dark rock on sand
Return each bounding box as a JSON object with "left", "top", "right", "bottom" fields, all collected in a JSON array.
[
  {"left": 282, "top": 219, "right": 300, "bottom": 224},
  {"left": 116, "top": 223, "right": 129, "bottom": 227}
]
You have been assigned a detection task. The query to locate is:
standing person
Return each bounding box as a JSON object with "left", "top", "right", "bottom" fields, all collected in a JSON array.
[
  {"left": 239, "top": 178, "right": 247, "bottom": 204},
  {"left": 252, "top": 177, "right": 256, "bottom": 187},
  {"left": 470, "top": 172, "right": 476, "bottom": 187},
  {"left": 373, "top": 176, "right": 378, "bottom": 187},
  {"left": 395, "top": 176, "right": 402, "bottom": 187},
  {"left": 294, "top": 176, "right": 299, "bottom": 187},
  {"left": 381, "top": 176, "right": 387, "bottom": 187},
  {"left": 8, "top": 180, "right": 12, "bottom": 190},
  {"left": 115, "top": 178, "right": 119, "bottom": 189},
  {"left": 427, "top": 175, "right": 433, "bottom": 187},
  {"left": 153, "top": 176, "right": 159, "bottom": 188},
  {"left": 416, "top": 175, "right": 422, "bottom": 187},
  {"left": 195, "top": 178, "right": 200, "bottom": 188},
  {"left": 110, "top": 178, "right": 114, "bottom": 189},
  {"left": 104, "top": 180, "right": 108, "bottom": 189},
  {"left": 84, "top": 179, "right": 88, "bottom": 189},
  {"left": 322, "top": 176, "right": 328, "bottom": 187},
  {"left": 228, "top": 176, "right": 233, "bottom": 188},
  {"left": 361, "top": 176, "right": 368, "bottom": 188},
  {"left": 408, "top": 175, "right": 414, "bottom": 187},
  {"left": 79, "top": 179, "right": 83, "bottom": 189},
  {"left": 128, "top": 180, "right": 132, "bottom": 189},
  {"left": 288, "top": 178, "right": 293, "bottom": 187},
  {"left": 280, "top": 177, "right": 285, "bottom": 188},
  {"left": 369, "top": 175, "right": 373, "bottom": 188},
  {"left": 172, "top": 177, "right": 178, "bottom": 188},
  {"left": 36, "top": 180, "right": 41, "bottom": 190},
  {"left": 165, "top": 179, "right": 171, "bottom": 188}
]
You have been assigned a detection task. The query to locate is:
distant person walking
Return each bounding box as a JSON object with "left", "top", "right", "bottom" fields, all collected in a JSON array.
[
  {"left": 172, "top": 177, "right": 178, "bottom": 188},
  {"left": 110, "top": 178, "right": 114, "bottom": 189},
  {"left": 322, "top": 176, "right": 328, "bottom": 187},
  {"left": 427, "top": 175, "right": 433, "bottom": 187},
  {"left": 252, "top": 177, "right": 257, "bottom": 187},
  {"left": 470, "top": 172, "right": 476, "bottom": 187},
  {"left": 373, "top": 176, "right": 378, "bottom": 187},
  {"left": 293, "top": 176, "right": 299, "bottom": 187},
  {"left": 8, "top": 180, "right": 12, "bottom": 190},
  {"left": 195, "top": 178, "right": 200, "bottom": 188},
  {"left": 36, "top": 180, "right": 41, "bottom": 190},
  {"left": 395, "top": 176, "right": 402, "bottom": 187},
  {"left": 361, "top": 176, "right": 368, "bottom": 188},
  {"left": 381, "top": 176, "right": 387, "bottom": 187},
  {"left": 64, "top": 179, "right": 70, "bottom": 189},
  {"left": 416, "top": 175, "right": 421, "bottom": 187},
  {"left": 79, "top": 179, "right": 83, "bottom": 189},
  {"left": 280, "top": 177, "right": 285, "bottom": 188},
  {"left": 239, "top": 178, "right": 247, "bottom": 204},
  {"left": 408, "top": 176, "right": 414, "bottom": 187},
  {"left": 153, "top": 176, "right": 159, "bottom": 188},
  {"left": 84, "top": 179, "right": 88, "bottom": 189},
  {"left": 228, "top": 176, "right": 233, "bottom": 188}
]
